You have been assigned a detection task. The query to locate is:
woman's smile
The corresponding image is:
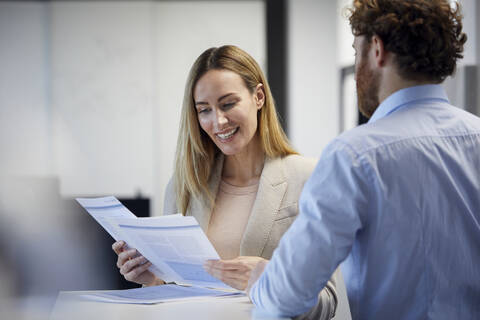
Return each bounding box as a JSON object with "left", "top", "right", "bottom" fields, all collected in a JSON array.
[{"left": 216, "top": 127, "right": 239, "bottom": 141}]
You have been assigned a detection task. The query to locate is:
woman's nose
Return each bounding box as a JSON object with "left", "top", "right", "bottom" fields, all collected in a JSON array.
[{"left": 215, "top": 110, "right": 228, "bottom": 127}]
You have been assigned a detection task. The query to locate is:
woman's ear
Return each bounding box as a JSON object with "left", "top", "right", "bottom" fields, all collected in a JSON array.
[{"left": 254, "top": 83, "right": 265, "bottom": 110}]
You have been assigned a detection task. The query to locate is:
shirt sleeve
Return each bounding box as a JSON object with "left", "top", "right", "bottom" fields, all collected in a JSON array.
[{"left": 249, "top": 140, "right": 370, "bottom": 317}]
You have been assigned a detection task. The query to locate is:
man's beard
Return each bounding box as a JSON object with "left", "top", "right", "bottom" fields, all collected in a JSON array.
[{"left": 356, "top": 56, "right": 380, "bottom": 119}]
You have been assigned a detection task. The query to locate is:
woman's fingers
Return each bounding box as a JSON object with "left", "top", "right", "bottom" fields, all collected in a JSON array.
[
  {"left": 205, "top": 265, "right": 249, "bottom": 282},
  {"left": 206, "top": 265, "right": 248, "bottom": 278},
  {"left": 204, "top": 257, "right": 269, "bottom": 290},
  {"left": 213, "top": 274, "right": 248, "bottom": 290},
  {"left": 204, "top": 259, "right": 248, "bottom": 271},
  {"left": 204, "top": 259, "right": 252, "bottom": 283},
  {"left": 112, "top": 242, "right": 155, "bottom": 285},
  {"left": 112, "top": 241, "right": 125, "bottom": 255},
  {"left": 124, "top": 261, "right": 152, "bottom": 282},
  {"left": 120, "top": 255, "right": 148, "bottom": 276},
  {"left": 117, "top": 249, "right": 139, "bottom": 268}
]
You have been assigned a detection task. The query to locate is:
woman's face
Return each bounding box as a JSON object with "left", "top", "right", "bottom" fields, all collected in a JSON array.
[{"left": 193, "top": 69, "right": 264, "bottom": 156}]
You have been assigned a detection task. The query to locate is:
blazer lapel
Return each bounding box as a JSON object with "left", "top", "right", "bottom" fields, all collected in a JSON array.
[
  {"left": 240, "top": 156, "right": 287, "bottom": 257},
  {"left": 187, "top": 153, "right": 224, "bottom": 232}
]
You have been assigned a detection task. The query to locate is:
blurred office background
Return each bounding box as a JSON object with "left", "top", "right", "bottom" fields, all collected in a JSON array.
[{"left": 0, "top": 0, "right": 478, "bottom": 319}]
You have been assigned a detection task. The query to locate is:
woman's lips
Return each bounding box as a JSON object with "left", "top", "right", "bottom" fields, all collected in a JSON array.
[{"left": 216, "top": 127, "right": 239, "bottom": 140}]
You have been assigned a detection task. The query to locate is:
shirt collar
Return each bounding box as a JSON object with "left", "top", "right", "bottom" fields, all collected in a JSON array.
[{"left": 368, "top": 84, "right": 449, "bottom": 123}]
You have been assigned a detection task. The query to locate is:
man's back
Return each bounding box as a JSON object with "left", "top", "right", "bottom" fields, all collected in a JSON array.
[
  {"left": 248, "top": 2, "right": 477, "bottom": 318},
  {"left": 338, "top": 85, "right": 480, "bottom": 319}
]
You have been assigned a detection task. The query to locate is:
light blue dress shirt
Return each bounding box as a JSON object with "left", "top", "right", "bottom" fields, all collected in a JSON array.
[{"left": 249, "top": 85, "right": 480, "bottom": 319}]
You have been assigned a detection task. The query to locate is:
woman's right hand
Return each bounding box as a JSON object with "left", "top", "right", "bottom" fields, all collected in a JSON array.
[{"left": 112, "top": 240, "right": 162, "bottom": 286}]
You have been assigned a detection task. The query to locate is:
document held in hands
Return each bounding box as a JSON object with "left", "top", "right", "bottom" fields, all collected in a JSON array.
[
  {"left": 76, "top": 196, "right": 229, "bottom": 290},
  {"left": 76, "top": 196, "right": 136, "bottom": 241}
]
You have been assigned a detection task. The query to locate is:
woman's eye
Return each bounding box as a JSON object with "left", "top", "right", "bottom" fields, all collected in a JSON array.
[
  {"left": 223, "top": 102, "right": 235, "bottom": 109},
  {"left": 198, "top": 108, "right": 210, "bottom": 114}
]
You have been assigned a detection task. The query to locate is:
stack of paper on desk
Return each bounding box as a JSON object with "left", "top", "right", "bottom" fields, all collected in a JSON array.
[
  {"left": 76, "top": 196, "right": 231, "bottom": 290},
  {"left": 78, "top": 284, "right": 243, "bottom": 304}
]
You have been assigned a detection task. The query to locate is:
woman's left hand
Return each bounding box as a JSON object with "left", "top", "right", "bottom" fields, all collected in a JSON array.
[{"left": 204, "top": 256, "right": 268, "bottom": 290}]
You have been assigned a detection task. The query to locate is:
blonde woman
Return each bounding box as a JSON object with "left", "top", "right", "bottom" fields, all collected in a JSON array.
[{"left": 112, "top": 45, "right": 339, "bottom": 319}]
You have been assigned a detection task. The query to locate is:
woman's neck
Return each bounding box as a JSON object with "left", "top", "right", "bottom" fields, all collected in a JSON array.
[{"left": 222, "top": 135, "right": 265, "bottom": 187}]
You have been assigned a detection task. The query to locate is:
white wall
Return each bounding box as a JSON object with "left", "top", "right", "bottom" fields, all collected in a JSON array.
[
  {"left": 337, "top": 0, "right": 358, "bottom": 132},
  {"left": 51, "top": 1, "right": 155, "bottom": 197},
  {"left": 457, "top": 0, "right": 477, "bottom": 65},
  {"left": 337, "top": 0, "right": 355, "bottom": 68},
  {"left": 0, "top": 1, "right": 265, "bottom": 214},
  {"left": 288, "top": 0, "right": 339, "bottom": 157},
  {"left": 0, "top": 2, "right": 52, "bottom": 176},
  {"left": 440, "top": 0, "right": 478, "bottom": 110}
]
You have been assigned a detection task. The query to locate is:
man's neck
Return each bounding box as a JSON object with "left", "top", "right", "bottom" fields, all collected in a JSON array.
[{"left": 378, "top": 66, "right": 437, "bottom": 104}]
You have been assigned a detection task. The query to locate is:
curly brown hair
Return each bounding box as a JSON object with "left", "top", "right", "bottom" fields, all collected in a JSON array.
[{"left": 348, "top": 0, "right": 467, "bottom": 82}]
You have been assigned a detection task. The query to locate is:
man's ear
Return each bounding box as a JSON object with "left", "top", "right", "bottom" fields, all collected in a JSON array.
[
  {"left": 371, "top": 35, "right": 387, "bottom": 67},
  {"left": 254, "top": 83, "right": 265, "bottom": 110}
]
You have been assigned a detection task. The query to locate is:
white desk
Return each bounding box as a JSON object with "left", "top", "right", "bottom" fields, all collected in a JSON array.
[
  {"left": 51, "top": 280, "right": 352, "bottom": 320},
  {"left": 50, "top": 291, "right": 288, "bottom": 320}
]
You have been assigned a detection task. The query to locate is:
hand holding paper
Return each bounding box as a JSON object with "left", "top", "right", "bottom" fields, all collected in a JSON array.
[
  {"left": 203, "top": 256, "right": 268, "bottom": 290},
  {"left": 107, "top": 215, "right": 228, "bottom": 288},
  {"left": 76, "top": 196, "right": 234, "bottom": 290},
  {"left": 112, "top": 241, "right": 159, "bottom": 286}
]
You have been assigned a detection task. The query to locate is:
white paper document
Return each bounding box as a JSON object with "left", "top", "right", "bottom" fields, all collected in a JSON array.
[
  {"left": 107, "top": 215, "right": 229, "bottom": 289},
  {"left": 76, "top": 196, "right": 231, "bottom": 290},
  {"left": 76, "top": 196, "right": 137, "bottom": 241},
  {"left": 79, "top": 284, "right": 243, "bottom": 304}
]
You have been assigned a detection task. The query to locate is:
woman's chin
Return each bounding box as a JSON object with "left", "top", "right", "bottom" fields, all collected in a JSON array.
[
  {"left": 217, "top": 142, "right": 245, "bottom": 156},
  {"left": 219, "top": 147, "right": 240, "bottom": 156}
]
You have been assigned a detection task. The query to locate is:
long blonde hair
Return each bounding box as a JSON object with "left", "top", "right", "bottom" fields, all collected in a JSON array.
[{"left": 174, "top": 45, "right": 297, "bottom": 214}]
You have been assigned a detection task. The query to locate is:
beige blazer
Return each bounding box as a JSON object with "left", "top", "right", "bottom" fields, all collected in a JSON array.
[{"left": 163, "top": 154, "right": 339, "bottom": 319}]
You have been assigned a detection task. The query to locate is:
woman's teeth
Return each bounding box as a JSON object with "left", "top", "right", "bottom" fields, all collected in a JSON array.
[{"left": 217, "top": 128, "right": 238, "bottom": 139}]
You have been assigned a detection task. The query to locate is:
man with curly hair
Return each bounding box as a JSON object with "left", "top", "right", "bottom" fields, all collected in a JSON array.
[{"left": 247, "top": 1, "right": 480, "bottom": 319}]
